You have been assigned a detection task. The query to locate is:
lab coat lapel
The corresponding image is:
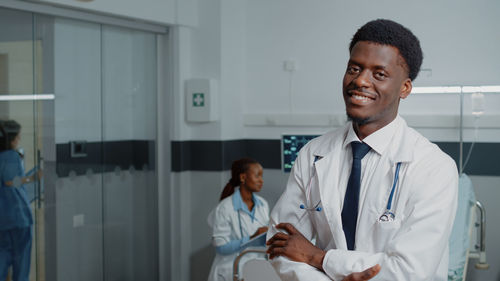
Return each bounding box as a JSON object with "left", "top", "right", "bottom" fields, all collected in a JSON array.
[{"left": 314, "top": 144, "right": 346, "bottom": 250}]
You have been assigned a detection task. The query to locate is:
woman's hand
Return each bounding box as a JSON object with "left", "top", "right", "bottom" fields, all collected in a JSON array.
[
  {"left": 27, "top": 169, "right": 43, "bottom": 183},
  {"left": 251, "top": 226, "right": 268, "bottom": 239},
  {"left": 36, "top": 169, "right": 43, "bottom": 179}
]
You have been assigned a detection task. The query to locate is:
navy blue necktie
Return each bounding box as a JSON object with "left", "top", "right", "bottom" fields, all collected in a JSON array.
[{"left": 342, "top": 141, "right": 371, "bottom": 250}]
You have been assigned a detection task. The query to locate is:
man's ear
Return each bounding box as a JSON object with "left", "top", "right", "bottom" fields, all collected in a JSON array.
[{"left": 400, "top": 78, "right": 412, "bottom": 99}]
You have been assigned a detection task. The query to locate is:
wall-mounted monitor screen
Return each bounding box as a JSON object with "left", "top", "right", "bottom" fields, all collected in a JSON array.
[{"left": 282, "top": 134, "right": 319, "bottom": 172}]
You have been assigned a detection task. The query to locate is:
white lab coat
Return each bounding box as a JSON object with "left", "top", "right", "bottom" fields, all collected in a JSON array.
[
  {"left": 268, "top": 117, "right": 458, "bottom": 281},
  {"left": 208, "top": 189, "right": 270, "bottom": 281}
]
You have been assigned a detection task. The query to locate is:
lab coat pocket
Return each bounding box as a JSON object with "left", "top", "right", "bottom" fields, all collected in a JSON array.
[{"left": 372, "top": 220, "right": 401, "bottom": 251}]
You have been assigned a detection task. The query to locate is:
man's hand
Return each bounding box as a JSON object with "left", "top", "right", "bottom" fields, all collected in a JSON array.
[
  {"left": 266, "top": 223, "right": 326, "bottom": 271},
  {"left": 342, "top": 264, "right": 381, "bottom": 281}
]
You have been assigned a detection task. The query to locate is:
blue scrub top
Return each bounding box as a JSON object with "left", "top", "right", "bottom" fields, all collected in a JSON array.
[{"left": 0, "top": 150, "right": 33, "bottom": 230}]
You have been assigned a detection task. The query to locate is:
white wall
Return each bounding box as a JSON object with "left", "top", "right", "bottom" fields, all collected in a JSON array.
[
  {"left": 243, "top": 0, "right": 500, "bottom": 141},
  {"left": 170, "top": 0, "right": 248, "bottom": 141},
  {"left": 182, "top": 0, "right": 223, "bottom": 140},
  {"left": 245, "top": 0, "right": 500, "bottom": 115}
]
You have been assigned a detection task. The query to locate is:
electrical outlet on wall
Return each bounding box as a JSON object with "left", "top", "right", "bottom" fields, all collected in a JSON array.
[
  {"left": 284, "top": 60, "right": 298, "bottom": 72},
  {"left": 73, "top": 214, "right": 85, "bottom": 228}
]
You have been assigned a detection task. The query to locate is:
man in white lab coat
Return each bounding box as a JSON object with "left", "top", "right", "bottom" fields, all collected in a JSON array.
[{"left": 266, "top": 19, "right": 458, "bottom": 281}]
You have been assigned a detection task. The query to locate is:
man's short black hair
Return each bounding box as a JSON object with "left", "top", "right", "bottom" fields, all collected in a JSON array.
[{"left": 349, "top": 19, "right": 423, "bottom": 81}]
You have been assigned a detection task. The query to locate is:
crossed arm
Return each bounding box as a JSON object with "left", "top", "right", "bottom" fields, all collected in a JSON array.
[{"left": 267, "top": 223, "right": 380, "bottom": 281}]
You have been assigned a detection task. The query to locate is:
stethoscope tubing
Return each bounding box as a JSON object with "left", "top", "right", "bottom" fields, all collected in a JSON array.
[
  {"left": 379, "top": 162, "right": 402, "bottom": 222},
  {"left": 300, "top": 156, "right": 403, "bottom": 222},
  {"left": 386, "top": 162, "right": 402, "bottom": 211}
]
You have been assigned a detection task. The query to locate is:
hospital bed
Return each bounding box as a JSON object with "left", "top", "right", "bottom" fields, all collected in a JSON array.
[
  {"left": 232, "top": 247, "right": 279, "bottom": 281},
  {"left": 448, "top": 174, "right": 489, "bottom": 281},
  {"left": 232, "top": 174, "right": 489, "bottom": 281}
]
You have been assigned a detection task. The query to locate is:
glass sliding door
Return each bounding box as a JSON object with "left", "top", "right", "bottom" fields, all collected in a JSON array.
[
  {"left": 52, "top": 17, "right": 159, "bottom": 281},
  {"left": 0, "top": 7, "right": 159, "bottom": 281},
  {"left": 52, "top": 17, "right": 104, "bottom": 281},
  {"left": 0, "top": 8, "right": 53, "bottom": 281},
  {"left": 101, "top": 25, "right": 158, "bottom": 281}
]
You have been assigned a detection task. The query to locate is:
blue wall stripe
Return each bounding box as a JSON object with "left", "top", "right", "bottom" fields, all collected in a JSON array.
[
  {"left": 171, "top": 140, "right": 281, "bottom": 172},
  {"left": 435, "top": 142, "right": 500, "bottom": 176},
  {"left": 56, "top": 140, "right": 155, "bottom": 177},
  {"left": 171, "top": 140, "right": 500, "bottom": 176}
]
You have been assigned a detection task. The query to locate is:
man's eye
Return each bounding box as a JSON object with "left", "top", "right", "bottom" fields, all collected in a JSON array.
[
  {"left": 374, "top": 72, "right": 387, "bottom": 79},
  {"left": 347, "top": 66, "right": 359, "bottom": 74}
]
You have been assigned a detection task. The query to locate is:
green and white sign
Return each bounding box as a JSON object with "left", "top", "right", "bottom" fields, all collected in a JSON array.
[
  {"left": 186, "top": 78, "right": 218, "bottom": 122},
  {"left": 193, "top": 93, "right": 205, "bottom": 107}
]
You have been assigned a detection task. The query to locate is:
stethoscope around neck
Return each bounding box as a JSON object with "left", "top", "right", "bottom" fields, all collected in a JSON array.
[
  {"left": 236, "top": 205, "right": 266, "bottom": 238},
  {"left": 299, "top": 156, "right": 403, "bottom": 223}
]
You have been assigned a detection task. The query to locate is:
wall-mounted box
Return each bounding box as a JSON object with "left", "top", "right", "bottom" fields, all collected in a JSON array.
[
  {"left": 185, "top": 79, "right": 219, "bottom": 122},
  {"left": 70, "top": 141, "right": 87, "bottom": 158}
]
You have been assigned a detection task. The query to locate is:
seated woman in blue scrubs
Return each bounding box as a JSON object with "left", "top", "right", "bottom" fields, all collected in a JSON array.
[
  {"left": 207, "top": 158, "right": 270, "bottom": 281},
  {"left": 0, "top": 120, "right": 39, "bottom": 281}
]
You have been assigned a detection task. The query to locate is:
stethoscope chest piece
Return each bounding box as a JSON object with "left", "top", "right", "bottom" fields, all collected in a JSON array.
[{"left": 378, "top": 210, "right": 395, "bottom": 222}]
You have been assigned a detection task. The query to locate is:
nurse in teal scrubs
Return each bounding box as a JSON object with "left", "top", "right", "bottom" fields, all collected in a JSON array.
[{"left": 0, "top": 120, "right": 38, "bottom": 281}]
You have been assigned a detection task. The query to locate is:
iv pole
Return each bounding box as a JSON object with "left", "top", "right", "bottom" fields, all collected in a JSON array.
[
  {"left": 459, "top": 87, "right": 463, "bottom": 175},
  {"left": 458, "top": 86, "right": 489, "bottom": 269}
]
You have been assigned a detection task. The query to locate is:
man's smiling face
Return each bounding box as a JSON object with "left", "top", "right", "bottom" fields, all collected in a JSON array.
[{"left": 343, "top": 41, "right": 412, "bottom": 131}]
